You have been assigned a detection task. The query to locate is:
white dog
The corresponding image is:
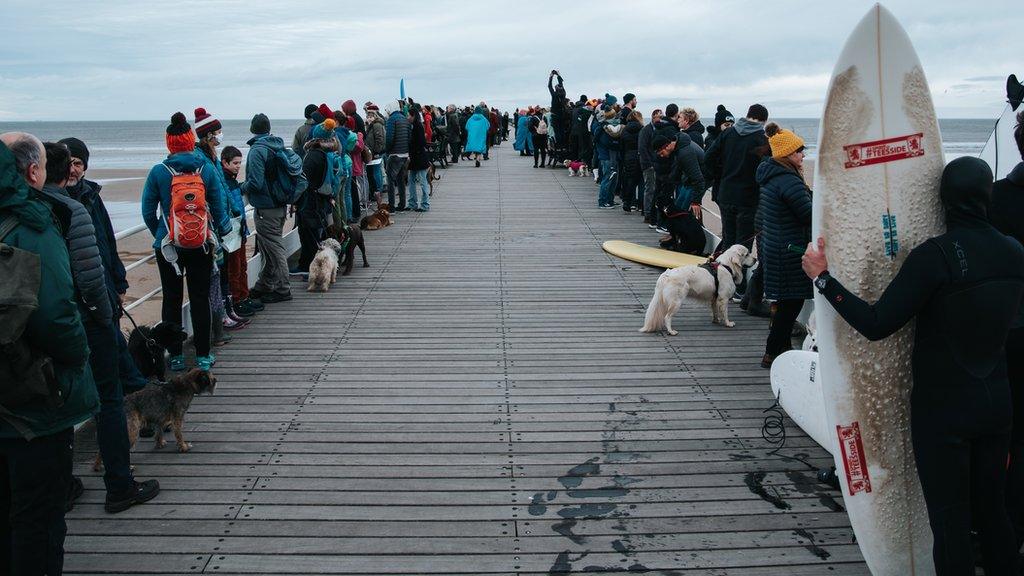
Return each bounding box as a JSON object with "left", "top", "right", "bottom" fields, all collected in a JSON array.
[
  {"left": 563, "top": 159, "right": 590, "bottom": 177},
  {"left": 307, "top": 238, "right": 342, "bottom": 292},
  {"left": 640, "top": 244, "right": 756, "bottom": 335}
]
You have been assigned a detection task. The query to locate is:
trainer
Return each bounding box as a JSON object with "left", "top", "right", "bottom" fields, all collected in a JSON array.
[{"left": 802, "top": 156, "right": 1024, "bottom": 574}]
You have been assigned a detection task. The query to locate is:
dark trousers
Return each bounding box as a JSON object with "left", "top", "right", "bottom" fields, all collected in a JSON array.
[
  {"left": 0, "top": 428, "right": 73, "bottom": 576},
  {"left": 448, "top": 141, "right": 461, "bottom": 163},
  {"left": 85, "top": 321, "right": 133, "bottom": 495},
  {"left": 296, "top": 215, "right": 324, "bottom": 272},
  {"left": 218, "top": 250, "right": 231, "bottom": 309},
  {"left": 663, "top": 213, "right": 705, "bottom": 255},
  {"left": 116, "top": 324, "right": 148, "bottom": 394},
  {"left": 912, "top": 386, "right": 1018, "bottom": 575},
  {"left": 350, "top": 182, "right": 361, "bottom": 220},
  {"left": 621, "top": 167, "right": 641, "bottom": 210},
  {"left": 1006, "top": 327, "right": 1024, "bottom": 548},
  {"left": 719, "top": 203, "right": 757, "bottom": 250},
  {"left": 155, "top": 247, "right": 213, "bottom": 357},
  {"left": 765, "top": 299, "right": 804, "bottom": 357},
  {"left": 385, "top": 155, "right": 408, "bottom": 210},
  {"left": 532, "top": 137, "right": 548, "bottom": 167}
]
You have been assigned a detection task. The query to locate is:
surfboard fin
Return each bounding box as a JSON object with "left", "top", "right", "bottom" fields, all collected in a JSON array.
[
  {"left": 1008, "top": 74, "right": 1024, "bottom": 111},
  {"left": 882, "top": 213, "right": 899, "bottom": 259}
]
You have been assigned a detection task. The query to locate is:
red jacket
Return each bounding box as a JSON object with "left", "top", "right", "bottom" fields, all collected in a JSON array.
[{"left": 423, "top": 111, "right": 433, "bottom": 142}]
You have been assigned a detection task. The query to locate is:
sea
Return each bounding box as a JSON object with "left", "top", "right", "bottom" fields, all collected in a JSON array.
[{"left": 0, "top": 118, "right": 998, "bottom": 169}]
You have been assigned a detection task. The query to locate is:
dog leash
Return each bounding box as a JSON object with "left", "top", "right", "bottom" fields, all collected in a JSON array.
[
  {"left": 119, "top": 301, "right": 158, "bottom": 349},
  {"left": 709, "top": 229, "right": 761, "bottom": 261}
]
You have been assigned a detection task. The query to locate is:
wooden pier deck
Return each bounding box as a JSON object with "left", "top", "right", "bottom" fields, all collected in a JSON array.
[{"left": 66, "top": 144, "right": 868, "bottom": 575}]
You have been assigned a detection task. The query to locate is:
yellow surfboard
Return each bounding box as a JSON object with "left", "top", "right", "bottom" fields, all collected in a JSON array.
[{"left": 602, "top": 240, "right": 708, "bottom": 269}]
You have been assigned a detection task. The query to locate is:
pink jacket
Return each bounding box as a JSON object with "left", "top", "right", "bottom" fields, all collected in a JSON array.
[{"left": 351, "top": 132, "right": 366, "bottom": 177}]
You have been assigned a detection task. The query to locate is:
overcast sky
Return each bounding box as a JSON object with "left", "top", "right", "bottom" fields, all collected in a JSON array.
[{"left": 2, "top": 0, "right": 1020, "bottom": 121}]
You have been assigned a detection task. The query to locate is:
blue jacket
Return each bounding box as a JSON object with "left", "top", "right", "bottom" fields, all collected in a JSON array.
[
  {"left": 141, "top": 151, "right": 231, "bottom": 249},
  {"left": 756, "top": 158, "right": 813, "bottom": 301},
  {"left": 242, "top": 134, "right": 305, "bottom": 209},
  {"left": 221, "top": 170, "right": 248, "bottom": 238},
  {"left": 463, "top": 113, "right": 490, "bottom": 154},
  {"left": 385, "top": 112, "right": 411, "bottom": 155}
]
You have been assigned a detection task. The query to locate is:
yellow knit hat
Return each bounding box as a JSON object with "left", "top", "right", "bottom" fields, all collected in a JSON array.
[{"left": 769, "top": 128, "right": 805, "bottom": 159}]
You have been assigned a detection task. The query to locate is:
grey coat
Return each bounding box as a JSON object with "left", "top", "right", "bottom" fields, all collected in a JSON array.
[
  {"left": 38, "top": 184, "right": 113, "bottom": 326},
  {"left": 365, "top": 116, "right": 386, "bottom": 156},
  {"left": 445, "top": 112, "right": 462, "bottom": 144}
]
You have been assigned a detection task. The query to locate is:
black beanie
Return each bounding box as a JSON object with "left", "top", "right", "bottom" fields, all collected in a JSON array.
[
  {"left": 310, "top": 111, "right": 325, "bottom": 124},
  {"left": 304, "top": 104, "right": 317, "bottom": 119},
  {"left": 58, "top": 137, "right": 89, "bottom": 169},
  {"left": 665, "top": 103, "right": 679, "bottom": 119},
  {"left": 166, "top": 112, "right": 191, "bottom": 136},
  {"left": 714, "top": 105, "right": 735, "bottom": 129},
  {"left": 250, "top": 113, "right": 271, "bottom": 135},
  {"left": 747, "top": 103, "right": 769, "bottom": 122},
  {"left": 651, "top": 134, "right": 672, "bottom": 152}
]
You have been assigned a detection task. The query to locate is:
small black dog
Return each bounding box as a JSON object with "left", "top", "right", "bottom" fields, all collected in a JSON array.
[
  {"left": 127, "top": 321, "right": 187, "bottom": 381},
  {"left": 326, "top": 223, "right": 369, "bottom": 276}
]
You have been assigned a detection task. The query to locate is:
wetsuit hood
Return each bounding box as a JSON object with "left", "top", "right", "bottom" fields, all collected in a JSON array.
[{"left": 940, "top": 156, "right": 993, "bottom": 227}]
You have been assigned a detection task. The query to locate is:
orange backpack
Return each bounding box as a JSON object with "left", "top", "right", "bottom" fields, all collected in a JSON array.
[{"left": 163, "top": 164, "right": 210, "bottom": 249}]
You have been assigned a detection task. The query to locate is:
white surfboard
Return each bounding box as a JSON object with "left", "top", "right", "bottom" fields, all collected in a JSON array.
[
  {"left": 812, "top": 5, "right": 942, "bottom": 575},
  {"left": 770, "top": 350, "right": 833, "bottom": 455},
  {"left": 979, "top": 74, "right": 1023, "bottom": 180}
]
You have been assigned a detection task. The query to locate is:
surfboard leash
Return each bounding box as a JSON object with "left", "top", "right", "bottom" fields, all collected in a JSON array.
[{"left": 761, "top": 394, "right": 818, "bottom": 473}]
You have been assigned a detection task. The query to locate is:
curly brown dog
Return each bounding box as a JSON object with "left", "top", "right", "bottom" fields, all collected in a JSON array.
[
  {"left": 93, "top": 369, "right": 216, "bottom": 470},
  {"left": 325, "top": 223, "right": 370, "bottom": 276}
]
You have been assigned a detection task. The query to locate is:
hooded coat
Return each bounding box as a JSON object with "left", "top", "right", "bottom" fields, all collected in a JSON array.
[
  {"left": 514, "top": 114, "right": 532, "bottom": 152},
  {"left": 755, "top": 158, "right": 812, "bottom": 300},
  {"left": 705, "top": 117, "right": 768, "bottom": 207},
  {"left": 365, "top": 112, "right": 386, "bottom": 156},
  {"left": 464, "top": 109, "right": 491, "bottom": 154},
  {"left": 67, "top": 178, "right": 129, "bottom": 298},
  {"left": 0, "top": 142, "right": 97, "bottom": 440}
]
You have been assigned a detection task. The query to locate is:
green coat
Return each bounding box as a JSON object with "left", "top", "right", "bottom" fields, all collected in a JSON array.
[{"left": 0, "top": 142, "right": 97, "bottom": 440}]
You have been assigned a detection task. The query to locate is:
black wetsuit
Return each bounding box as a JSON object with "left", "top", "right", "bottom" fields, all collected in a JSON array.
[{"left": 814, "top": 157, "right": 1024, "bottom": 575}]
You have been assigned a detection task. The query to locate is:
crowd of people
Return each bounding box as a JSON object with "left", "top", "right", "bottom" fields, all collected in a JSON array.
[
  {"left": 0, "top": 94, "right": 515, "bottom": 573},
  {"left": 513, "top": 71, "right": 1024, "bottom": 575}
]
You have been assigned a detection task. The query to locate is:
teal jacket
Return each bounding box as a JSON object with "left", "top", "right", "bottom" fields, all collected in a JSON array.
[
  {"left": 140, "top": 151, "right": 231, "bottom": 249},
  {"left": 0, "top": 142, "right": 98, "bottom": 440}
]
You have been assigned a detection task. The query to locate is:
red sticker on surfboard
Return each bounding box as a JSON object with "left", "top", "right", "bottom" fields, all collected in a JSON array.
[
  {"left": 836, "top": 422, "right": 872, "bottom": 495},
  {"left": 843, "top": 133, "right": 924, "bottom": 169}
]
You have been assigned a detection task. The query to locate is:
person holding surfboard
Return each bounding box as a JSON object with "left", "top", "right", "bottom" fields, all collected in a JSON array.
[{"left": 803, "top": 156, "right": 1024, "bottom": 575}]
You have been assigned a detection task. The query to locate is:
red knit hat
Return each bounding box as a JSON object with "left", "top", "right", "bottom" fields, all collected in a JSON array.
[
  {"left": 166, "top": 112, "right": 195, "bottom": 154},
  {"left": 193, "top": 107, "right": 222, "bottom": 139},
  {"left": 363, "top": 101, "right": 379, "bottom": 112},
  {"left": 342, "top": 99, "right": 357, "bottom": 115},
  {"left": 318, "top": 103, "right": 333, "bottom": 121}
]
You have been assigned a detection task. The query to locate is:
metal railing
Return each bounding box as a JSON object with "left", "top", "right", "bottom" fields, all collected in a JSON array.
[{"left": 115, "top": 209, "right": 300, "bottom": 327}]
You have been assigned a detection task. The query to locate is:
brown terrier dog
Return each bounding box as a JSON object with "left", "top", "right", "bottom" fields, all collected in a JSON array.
[
  {"left": 359, "top": 204, "right": 394, "bottom": 231},
  {"left": 93, "top": 369, "right": 216, "bottom": 470},
  {"left": 325, "top": 223, "right": 369, "bottom": 276}
]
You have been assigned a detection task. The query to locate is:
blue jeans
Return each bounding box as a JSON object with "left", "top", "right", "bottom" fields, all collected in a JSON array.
[
  {"left": 343, "top": 176, "right": 353, "bottom": 222},
  {"left": 598, "top": 158, "right": 618, "bottom": 206},
  {"left": 85, "top": 321, "right": 134, "bottom": 495},
  {"left": 0, "top": 428, "right": 73, "bottom": 575},
  {"left": 407, "top": 170, "right": 429, "bottom": 211}
]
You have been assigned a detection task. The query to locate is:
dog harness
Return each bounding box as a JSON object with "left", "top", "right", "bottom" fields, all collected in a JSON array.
[{"left": 700, "top": 261, "right": 721, "bottom": 295}]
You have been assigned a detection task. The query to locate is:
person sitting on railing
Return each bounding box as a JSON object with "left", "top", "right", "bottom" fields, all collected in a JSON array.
[{"left": 141, "top": 112, "right": 231, "bottom": 372}]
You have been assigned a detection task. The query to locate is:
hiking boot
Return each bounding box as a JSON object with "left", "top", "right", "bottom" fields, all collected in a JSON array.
[
  {"left": 475, "top": 159, "right": 481, "bottom": 167},
  {"left": 66, "top": 475, "right": 84, "bottom": 512},
  {"left": 196, "top": 355, "right": 216, "bottom": 371},
  {"left": 105, "top": 479, "right": 160, "bottom": 513},
  {"left": 760, "top": 353, "right": 775, "bottom": 369},
  {"left": 261, "top": 291, "right": 293, "bottom": 303},
  {"left": 168, "top": 355, "right": 186, "bottom": 372}
]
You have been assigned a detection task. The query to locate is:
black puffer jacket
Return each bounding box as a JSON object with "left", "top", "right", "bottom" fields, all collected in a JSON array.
[
  {"left": 652, "top": 119, "right": 681, "bottom": 179},
  {"left": 756, "top": 159, "right": 812, "bottom": 300},
  {"left": 37, "top": 184, "right": 113, "bottom": 326}
]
